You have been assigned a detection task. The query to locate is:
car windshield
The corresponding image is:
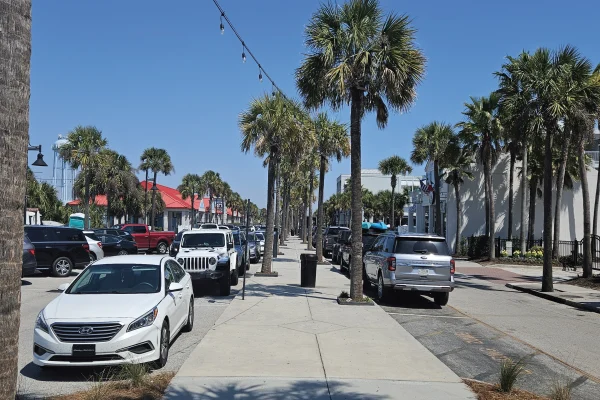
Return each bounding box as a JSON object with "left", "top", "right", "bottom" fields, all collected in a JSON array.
[
  {"left": 67, "top": 264, "right": 160, "bottom": 294},
  {"left": 394, "top": 238, "right": 449, "bottom": 255},
  {"left": 255, "top": 233, "right": 265, "bottom": 240},
  {"left": 182, "top": 233, "right": 224, "bottom": 248}
]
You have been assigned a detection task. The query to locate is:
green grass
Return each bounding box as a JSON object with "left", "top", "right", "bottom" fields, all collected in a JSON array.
[{"left": 498, "top": 357, "right": 526, "bottom": 393}]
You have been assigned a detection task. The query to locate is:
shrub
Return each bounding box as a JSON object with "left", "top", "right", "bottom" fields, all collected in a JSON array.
[
  {"left": 530, "top": 245, "right": 543, "bottom": 252},
  {"left": 549, "top": 379, "right": 572, "bottom": 400},
  {"left": 339, "top": 291, "right": 349, "bottom": 299},
  {"left": 500, "top": 250, "right": 508, "bottom": 258},
  {"left": 498, "top": 357, "right": 525, "bottom": 393},
  {"left": 513, "top": 250, "right": 521, "bottom": 258},
  {"left": 467, "top": 235, "right": 489, "bottom": 259},
  {"left": 117, "top": 362, "right": 149, "bottom": 388}
]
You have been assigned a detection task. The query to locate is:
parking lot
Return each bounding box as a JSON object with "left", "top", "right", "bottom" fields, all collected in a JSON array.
[{"left": 17, "top": 265, "right": 256, "bottom": 399}]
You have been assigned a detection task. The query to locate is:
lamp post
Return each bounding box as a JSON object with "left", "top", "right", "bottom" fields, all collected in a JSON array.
[
  {"left": 25, "top": 145, "right": 48, "bottom": 225},
  {"left": 150, "top": 183, "right": 159, "bottom": 230}
]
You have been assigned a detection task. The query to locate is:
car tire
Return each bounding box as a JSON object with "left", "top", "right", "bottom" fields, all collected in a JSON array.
[
  {"left": 219, "top": 270, "right": 231, "bottom": 296},
  {"left": 433, "top": 292, "right": 450, "bottom": 306},
  {"left": 156, "top": 241, "right": 168, "bottom": 254},
  {"left": 90, "top": 252, "right": 97, "bottom": 261},
  {"left": 231, "top": 269, "right": 239, "bottom": 286},
  {"left": 182, "top": 297, "right": 194, "bottom": 332},
  {"left": 363, "top": 266, "right": 371, "bottom": 290},
  {"left": 154, "top": 321, "right": 170, "bottom": 369},
  {"left": 117, "top": 250, "right": 128, "bottom": 256},
  {"left": 376, "top": 273, "right": 390, "bottom": 302},
  {"left": 51, "top": 257, "right": 73, "bottom": 277}
]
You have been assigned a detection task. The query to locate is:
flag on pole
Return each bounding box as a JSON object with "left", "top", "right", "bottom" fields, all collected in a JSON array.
[{"left": 419, "top": 179, "right": 428, "bottom": 193}]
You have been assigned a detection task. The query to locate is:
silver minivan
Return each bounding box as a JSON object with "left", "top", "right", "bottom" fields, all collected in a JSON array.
[{"left": 363, "top": 233, "right": 455, "bottom": 305}]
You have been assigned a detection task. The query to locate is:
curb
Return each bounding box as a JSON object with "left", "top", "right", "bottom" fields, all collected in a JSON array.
[{"left": 505, "top": 283, "right": 600, "bottom": 314}]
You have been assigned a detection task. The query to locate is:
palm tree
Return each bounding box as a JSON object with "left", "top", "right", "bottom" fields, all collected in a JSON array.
[
  {"left": 457, "top": 94, "right": 503, "bottom": 260},
  {"left": 0, "top": 1, "right": 31, "bottom": 396},
  {"left": 297, "top": 0, "right": 425, "bottom": 299},
  {"left": 240, "top": 93, "right": 305, "bottom": 273},
  {"left": 314, "top": 113, "right": 350, "bottom": 262},
  {"left": 592, "top": 65, "right": 600, "bottom": 242},
  {"left": 220, "top": 181, "right": 232, "bottom": 224},
  {"left": 60, "top": 126, "right": 108, "bottom": 229},
  {"left": 178, "top": 174, "right": 202, "bottom": 228},
  {"left": 411, "top": 122, "right": 454, "bottom": 236},
  {"left": 139, "top": 148, "right": 174, "bottom": 230},
  {"left": 96, "top": 150, "right": 137, "bottom": 227},
  {"left": 442, "top": 139, "right": 474, "bottom": 254},
  {"left": 201, "top": 170, "right": 222, "bottom": 223},
  {"left": 378, "top": 155, "right": 412, "bottom": 228}
]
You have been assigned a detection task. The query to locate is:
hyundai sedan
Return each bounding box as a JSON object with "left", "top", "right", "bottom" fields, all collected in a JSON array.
[{"left": 33, "top": 255, "right": 194, "bottom": 368}]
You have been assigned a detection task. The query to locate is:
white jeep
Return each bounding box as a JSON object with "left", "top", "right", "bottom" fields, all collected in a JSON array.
[{"left": 176, "top": 229, "right": 237, "bottom": 296}]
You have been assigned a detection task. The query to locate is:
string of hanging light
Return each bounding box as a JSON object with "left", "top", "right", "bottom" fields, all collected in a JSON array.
[{"left": 211, "top": 0, "right": 288, "bottom": 100}]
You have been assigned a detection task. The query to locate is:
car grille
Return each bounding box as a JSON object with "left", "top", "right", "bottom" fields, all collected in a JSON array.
[
  {"left": 179, "top": 257, "right": 212, "bottom": 271},
  {"left": 51, "top": 323, "right": 122, "bottom": 343},
  {"left": 49, "top": 354, "right": 123, "bottom": 363}
]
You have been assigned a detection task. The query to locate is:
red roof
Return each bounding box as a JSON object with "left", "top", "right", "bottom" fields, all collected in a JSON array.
[{"left": 68, "top": 183, "right": 237, "bottom": 216}]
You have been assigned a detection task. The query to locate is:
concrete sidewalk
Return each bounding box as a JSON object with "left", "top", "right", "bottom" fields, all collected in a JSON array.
[
  {"left": 164, "top": 238, "right": 475, "bottom": 400},
  {"left": 506, "top": 281, "right": 600, "bottom": 313}
]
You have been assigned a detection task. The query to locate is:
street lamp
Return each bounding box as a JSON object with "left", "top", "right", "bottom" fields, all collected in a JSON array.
[{"left": 25, "top": 144, "right": 48, "bottom": 225}]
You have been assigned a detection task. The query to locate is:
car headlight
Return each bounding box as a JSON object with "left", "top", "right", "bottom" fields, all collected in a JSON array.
[
  {"left": 209, "top": 257, "right": 217, "bottom": 265},
  {"left": 177, "top": 258, "right": 184, "bottom": 265},
  {"left": 127, "top": 307, "right": 158, "bottom": 332},
  {"left": 36, "top": 311, "right": 49, "bottom": 333}
]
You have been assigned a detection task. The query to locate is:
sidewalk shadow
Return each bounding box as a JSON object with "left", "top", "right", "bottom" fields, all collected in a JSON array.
[
  {"left": 166, "top": 380, "right": 390, "bottom": 400},
  {"left": 244, "top": 282, "right": 336, "bottom": 302}
]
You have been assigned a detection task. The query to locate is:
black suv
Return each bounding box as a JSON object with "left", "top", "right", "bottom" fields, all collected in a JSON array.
[
  {"left": 24, "top": 226, "right": 91, "bottom": 277},
  {"left": 322, "top": 226, "right": 350, "bottom": 257}
]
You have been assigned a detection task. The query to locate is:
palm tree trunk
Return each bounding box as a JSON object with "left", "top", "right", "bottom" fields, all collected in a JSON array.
[
  {"left": 191, "top": 195, "right": 195, "bottom": 228},
  {"left": 0, "top": 2, "right": 31, "bottom": 396},
  {"left": 316, "top": 155, "right": 326, "bottom": 262},
  {"left": 508, "top": 150, "right": 515, "bottom": 240},
  {"left": 552, "top": 131, "right": 571, "bottom": 259},
  {"left": 390, "top": 179, "right": 396, "bottom": 230},
  {"left": 528, "top": 177, "right": 537, "bottom": 247},
  {"left": 484, "top": 184, "right": 489, "bottom": 237},
  {"left": 542, "top": 131, "right": 554, "bottom": 292},
  {"left": 349, "top": 88, "right": 364, "bottom": 300},
  {"left": 84, "top": 170, "right": 91, "bottom": 229},
  {"left": 106, "top": 190, "right": 111, "bottom": 228},
  {"left": 433, "top": 160, "right": 442, "bottom": 236},
  {"left": 150, "top": 172, "right": 158, "bottom": 230},
  {"left": 487, "top": 153, "right": 495, "bottom": 260},
  {"left": 579, "top": 137, "right": 592, "bottom": 278},
  {"left": 520, "top": 145, "right": 528, "bottom": 253},
  {"left": 454, "top": 181, "right": 461, "bottom": 255},
  {"left": 261, "top": 158, "right": 277, "bottom": 273},
  {"left": 143, "top": 169, "right": 149, "bottom": 224},
  {"left": 275, "top": 165, "right": 283, "bottom": 248},
  {"left": 307, "top": 168, "right": 315, "bottom": 251},
  {"left": 593, "top": 162, "right": 600, "bottom": 239}
]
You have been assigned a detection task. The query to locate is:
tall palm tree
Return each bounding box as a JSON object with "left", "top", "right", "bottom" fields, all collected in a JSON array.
[
  {"left": 592, "top": 65, "right": 600, "bottom": 242},
  {"left": 297, "top": 0, "right": 425, "bottom": 299},
  {"left": 411, "top": 122, "right": 454, "bottom": 236},
  {"left": 314, "top": 113, "right": 350, "bottom": 262},
  {"left": 60, "top": 126, "right": 108, "bottom": 229},
  {"left": 220, "top": 181, "right": 232, "bottom": 224},
  {"left": 240, "top": 93, "right": 305, "bottom": 273},
  {"left": 442, "top": 139, "right": 474, "bottom": 254},
  {"left": 96, "top": 150, "right": 137, "bottom": 227},
  {"left": 378, "top": 155, "right": 412, "bottom": 229},
  {"left": 457, "top": 94, "right": 503, "bottom": 260},
  {"left": 0, "top": 1, "right": 31, "bottom": 396},
  {"left": 139, "top": 148, "right": 174, "bottom": 230},
  {"left": 178, "top": 174, "right": 202, "bottom": 227},
  {"left": 201, "top": 170, "right": 222, "bottom": 223}
]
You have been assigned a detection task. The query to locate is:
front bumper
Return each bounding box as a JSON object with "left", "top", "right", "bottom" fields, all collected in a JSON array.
[
  {"left": 33, "top": 321, "right": 160, "bottom": 367},
  {"left": 249, "top": 247, "right": 260, "bottom": 260},
  {"left": 188, "top": 264, "right": 229, "bottom": 281}
]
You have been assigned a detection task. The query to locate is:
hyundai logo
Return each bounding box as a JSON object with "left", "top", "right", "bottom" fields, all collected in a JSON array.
[{"left": 79, "top": 326, "right": 94, "bottom": 335}]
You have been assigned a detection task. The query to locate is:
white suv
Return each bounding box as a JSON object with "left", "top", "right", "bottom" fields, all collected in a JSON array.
[{"left": 175, "top": 229, "right": 237, "bottom": 295}]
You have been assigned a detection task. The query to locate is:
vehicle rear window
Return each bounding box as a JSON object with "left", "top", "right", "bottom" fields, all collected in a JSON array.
[
  {"left": 25, "top": 228, "right": 47, "bottom": 242},
  {"left": 327, "top": 228, "right": 348, "bottom": 235},
  {"left": 362, "top": 235, "right": 379, "bottom": 250},
  {"left": 132, "top": 226, "right": 147, "bottom": 234},
  {"left": 394, "top": 238, "right": 449, "bottom": 255},
  {"left": 55, "top": 229, "right": 85, "bottom": 242},
  {"left": 84, "top": 232, "right": 100, "bottom": 241}
]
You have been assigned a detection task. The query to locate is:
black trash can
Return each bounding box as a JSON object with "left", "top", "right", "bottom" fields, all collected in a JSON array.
[{"left": 300, "top": 253, "right": 318, "bottom": 287}]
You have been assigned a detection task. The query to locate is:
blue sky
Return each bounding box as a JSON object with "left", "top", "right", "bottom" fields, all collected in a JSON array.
[{"left": 28, "top": 0, "right": 598, "bottom": 208}]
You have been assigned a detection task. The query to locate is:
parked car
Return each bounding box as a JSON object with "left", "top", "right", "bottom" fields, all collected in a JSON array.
[
  {"left": 33, "top": 255, "right": 194, "bottom": 368},
  {"left": 114, "top": 224, "right": 175, "bottom": 254},
  {"left": 93, "top": 228, "right": 135, "bottom": 242},
  {"left": 83, "top": 231, "right": 104, "bottom": 261},
  {"left": 169, "top": 230, "right": 186, "bottom": 257},
  {"left": 332, "top": 230, "right": 351, "bottom": 265},
  {"left": 176, "top": 229, "right": 238, "bottom": 295},
  {"left": 24, "top": 226, "right": 91, "bottom": 277},
  {"left": 246, "top": 233, "right": 262, "bottom": 263},
  {"left": 340, "top": 230, "right": 383, "bottom": 273},
  {"left": 322, "top": 226, "right": 350, "bottom": 258},
  {"left": 22, "top": 234, "right": 38, "bottom": 277},
  {"left": 199, "top": 223, "right": 218, "bottom": 229},
  {"left": 97, "top": 234, "right": 139, "bottom": 256},
  {"left": 253, "top": 232, "right": 265, "bottom": 255},
  {"left": 232, "top": 230, "right": 249, "bottom": 274},
  {"left": 363, "top": 233, "right": 455, "bottom": 305}
]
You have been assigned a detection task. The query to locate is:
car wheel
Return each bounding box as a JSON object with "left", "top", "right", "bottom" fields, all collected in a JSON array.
[
  {"left": 182, "top": 297, "right": 194, "bottom": 332},
  {"left": 231, "top": 269, "right": 239, "bottom": 286},
  {"left": 157, "top": 241, "right": 168, "bottom": 254},
  {"left": 376, "top": 273, "right": 389, "bottom": 302},
  {"left": 219, "top": 270, "right": 231, "bottom": 296},
  {"left": 52, "top": 257, "right": 73, "bottom": 277},
  {"left": 117, "top": 250, "right": 128, "bottom": 256},
  {"left": 90, "top": 252, "right": 97, "bottom": 261},
  {"left": 433, "top": 292, "right": 450, "bottom": 306},
  {"left": 363, "top": 266, "right": 371, "bottom": 290},
  {"left": 154, "top": 321, "right": 170, "bottom": 368}
]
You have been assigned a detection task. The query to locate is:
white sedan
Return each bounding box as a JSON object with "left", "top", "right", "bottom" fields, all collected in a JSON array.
[{"left": 33, "top": 255, "right": 194, "bottom": 368}]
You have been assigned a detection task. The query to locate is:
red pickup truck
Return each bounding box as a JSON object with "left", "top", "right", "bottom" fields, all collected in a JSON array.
[{"left": 114, "top": 224, "right": 175, "bottom": 254}]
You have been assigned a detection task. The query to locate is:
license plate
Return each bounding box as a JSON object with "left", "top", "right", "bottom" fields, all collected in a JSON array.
[
  {"left": 72, "top": 344, "right": 96, "bottom": 357},
  {"left": 418, "top": 269, "right": 429, "bottom": 276}
]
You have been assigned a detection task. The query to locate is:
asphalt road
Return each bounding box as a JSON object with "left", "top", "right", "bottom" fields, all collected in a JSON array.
[{"left": 16, "top": 262, "right": 257, "bottom": 399}]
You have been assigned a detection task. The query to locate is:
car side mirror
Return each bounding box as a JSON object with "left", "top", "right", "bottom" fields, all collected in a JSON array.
[
  {"left": 168, "top": 282, "right": 183, "bottom": 293},
  {"left": 58, "top": 283, "right": 70, "bottom": 292}
]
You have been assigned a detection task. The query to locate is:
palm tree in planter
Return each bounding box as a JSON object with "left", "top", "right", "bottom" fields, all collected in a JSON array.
[
  {"left": 378, "top": 155, "right": 412, "bottom": 229},
  {"left": 178, "top": 174, "right": 202, "bottom": 228},
  {"left": 441, "top": 139, "right": 473, "bottom": 254},
  {"left": 296, "top": 0, "right": 426, "bottom": 300},
  {"left": 139, "top": 147, "right": 174, "bottom": 230},
  {"left": 410, "top": 122, "right": 454, "bottom": 236}
]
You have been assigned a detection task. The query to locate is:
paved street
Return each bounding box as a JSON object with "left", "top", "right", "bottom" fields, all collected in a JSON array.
[
  {"left": 361, "top": 262, "right": 600, "bottom": 399},
  {"left": 17, "top": 268, "right": 245, "bottom": 399}
]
